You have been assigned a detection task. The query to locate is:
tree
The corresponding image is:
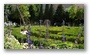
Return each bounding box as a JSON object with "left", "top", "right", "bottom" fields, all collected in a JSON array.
[
  {"left": 35, "top": 4, "right": 41, "bottom": 20},
  {"left": 67, "top": 4, "right": 84, "bottom": 26},
  {"left": 67, "top": 5, "right": 77, "bottom": 19},
  {"left": 67, "top": 5, "right": 78, "bottom": 26},
  {"left": 4, "top": 4, "right": 30, "bottom": 25},
  {"left": 38, "top": 4, "right": 43, "bottom": 20},
  {"left": 64, "top": 10, "right": 70, "bottom": 25},
  {"left": 76, "top": 6, "right": 84, "bottom": 25},
  {"left": 48, "top": 4, "right": 54, "bottom": 25},
  {"left": 49, "top": 4, "right": 54, "bottom": 20},
  {"left": 53, "top": 4, "right": 65, "bottom": 26},
  {"left": 29, "top": 4, "right": 37, "bottom": 23},
  {"left": 43, "top": 4, "right": 49, "bottom": 20},
  {"left": 4, "top": 4, "right": 13, "bottom": 22}
]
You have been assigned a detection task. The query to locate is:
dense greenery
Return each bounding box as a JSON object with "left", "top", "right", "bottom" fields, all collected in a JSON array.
[
  {"left": 9, "top": 26, "right": 84, "bottom": 49},
  {"left": 4, "top": 34, "right": 23, "bottom": 49},
  {"left": 4, "top": 4, "right": 30, "bottom": 24},
  {"left": 4, "top": 4, "right": 84, "bottom": 26},
  {"left": 67, "top": 4, "right": 84, "bottom": 26},
  {"left": 53, "top": 4, "right": 65, "bottom": 26},
  {"left": 4, "top": 4, "right": 84, "bottom": 49}
]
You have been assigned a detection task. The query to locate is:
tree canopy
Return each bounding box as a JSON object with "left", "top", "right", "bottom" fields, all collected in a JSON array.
[{"left": 4, "top": 4, "right": 84, "bottom": 26}]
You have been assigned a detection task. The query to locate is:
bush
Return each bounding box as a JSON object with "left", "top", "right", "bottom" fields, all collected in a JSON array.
[
  {"left": 10, "top": 26, "right": 84, "bottom": 49},
  {"left": 4, "top": 34, "right": 23, "bottom": 49}
]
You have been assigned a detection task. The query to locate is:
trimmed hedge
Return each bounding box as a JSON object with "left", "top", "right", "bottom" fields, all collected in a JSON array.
[{"left": 11, "top": 26, "right": 84, "bottom": 49}]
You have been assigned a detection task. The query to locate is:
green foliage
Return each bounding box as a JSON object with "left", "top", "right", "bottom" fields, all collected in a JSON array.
[
  {"left": 43, "top": 4, "right": 50, "bottom": 20},
  {"left": 49, "top": 4, "right": 54, "bottom": 20},
  {"left": 4, "top": 34, "right": 23, "bottom": 49},
  {"left": 4, "top": 4, "right": 84, "bottom": 26},
  {"left": 4, "top": 4, "right": 11, "bottom": 15},
  {"left": 67, "top": 4, "right": 84, "bottom": 20},
  {"left": 9, "top": 26, "right": 84, "bottom": 49},
  {"left": 29, "top": 5, "right": 36, "bottom": 22},
  {"left": 18, "top": 4, "right": 30, "bottom": 18},
  {"left": 12, "top": 27, "right": 26, "bottom": 42},
  {"left": 4, "top": 4, "right": 84, "bottom": 49},
  {"left": 53, "top": 4, "right": 65, "bottom": 25},
  {"left": 67, "top": 5, "right": 77, "bottom": 19},
  {"left": 67, "top": 4, "right": 84, "bottom": 26},
  {"left": 76, "top": 7, "right": 84, "bottom": 20},
  {"left": 38, "top": 4, "right": 43, "bottom": 20},
  {"left": 4, "top": 4, "right": 30, "bottom": 24}
]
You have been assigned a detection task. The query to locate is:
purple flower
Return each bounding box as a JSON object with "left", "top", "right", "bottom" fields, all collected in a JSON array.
[{"left": 27, "top": 40, "right": 32, "bottom": 44}]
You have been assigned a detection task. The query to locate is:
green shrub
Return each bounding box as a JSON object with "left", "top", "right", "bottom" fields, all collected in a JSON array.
[{"left": 4, "top": 35, "right": 23, "bottom": 49}]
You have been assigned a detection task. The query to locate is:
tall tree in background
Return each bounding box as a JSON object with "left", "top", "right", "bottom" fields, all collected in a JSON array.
[
  {"left": 67, "top": 4, "right": 84, "bottom": 26},
  {"left": 29, "top": 5, "right": 36, "bottom": 23},
  {"left": 76, "top": 6, "right": 84, "bottom": 25},
  {"left": 64, "top": 10, "right": 70, "bottom": 25},
  {"left": 38, "top": 4, "right": 43, "bottom": 20},
  {"left": 43, "top": 4, "right": 49, "bottom": 20},
  {"left": 49, "top": 4, "right": 54, "bottom": 25},
  {"left": 53, "top": 4, "right": 65, "bottom": 26},
  {"left": 67, "top": 5, "right": 77, "bottom": 26},
  {"left": 35, "top": 4, "right": 41, "bottom": 21},
  {"left": 29, "top": 4, "right": 43, "bottom": 24},
  {"left": 49, "top": 4, "right": 54, "bottom": 20},
  {"left": 4, "top": 4, "right": 84, "bottom": 26},
  {"left": 16, "top": 4, "right": 30, "bottom": 25},
  {"left": 67, "top": 5, "right": 77, "bottom": 19}
]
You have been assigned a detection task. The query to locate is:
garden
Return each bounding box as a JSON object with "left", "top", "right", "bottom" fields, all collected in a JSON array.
[
  {"left": 4, "top": 25, "right": 84, "bottom": 49},
  {"left": 4, "top": 4, "right": 84, "bottom": 49}
]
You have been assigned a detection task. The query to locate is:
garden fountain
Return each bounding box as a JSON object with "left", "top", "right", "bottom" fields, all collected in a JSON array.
[
  {"left": 61, "top": 20, "right": 67, "bottom": 49},
  {"left": 44, "top": 19, "right": 50, "bottom": 49},
  {"left": 44, "top": 19, "right": 50, "bottom": 38},
  {"left": 62, "top": 20, "right": 66, "bottom": 42}
]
